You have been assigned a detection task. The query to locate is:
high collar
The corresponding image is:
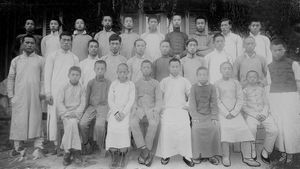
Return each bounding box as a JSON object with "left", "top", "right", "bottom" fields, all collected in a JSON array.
[
  {"left": 222, "top": 31, "right": 231, "bottom": 37},
  {"left": 110, "top": 51, "right": 120, "bottom": 56},
  {"left": 169, "top": 74, "right": 180, "bottom": 79},
  {"left": 60, "top": 49, "right": 70, "bottom": 54},
  {"left": 197, "top": 81, "right": 209, "bottom": 86},
  {"left": 214, "top": 49, "right": 224, "bottom": 54},
  {"left": 51, "top": 31, "right": 59, "bottom": 36},
  {"left": 244, "top": 52, "right": 256, "bottom": 58},
  {"left": 22, "top": 51, "right": 35, "bottom": 57},
  {"left": 173, "top": 27, "right": 181, "bottom": 32},
  {"left": 250, "top": 32, "right": 261, "bottom": 37},
  {"left": 195, "top": 31, "right": 207, "bottom": 36},
  {"left": 95, "top": 75, "right": 105, "bottom": 82},
  {"left": 73, "top": 30, "right": 87, "bottom": 35},
  {"left": 87, "top": 55, "right": 100, "bottom": 60}
]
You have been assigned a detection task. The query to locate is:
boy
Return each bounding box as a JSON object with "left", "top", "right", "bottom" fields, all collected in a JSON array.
[
  {"left": 248, "top": 18, "right": 272, "bottom": 64},
  {"left": 181, "top": 38, "right": 206, "bottom": 84},
  {"left": 79, "top": 60, "right": 111, "bottom": 154},
  {"left": 130, "top": 60, "right": 162, "bottom": 167},
  {"left": 153, "top": 40, "right": 173, "bottom": 82},
  {"left": 72, "top": 18, "right": 92, "bottom": 61},
  {"left": 100, "top": 34, "right": 127, "bottom": 82},
  {"left": 120, "top": 16, "right": 140, "bottom": 59},
  {"left": 165, "top": 14, "right": 188, "bottom": 58},
  {"left": 79, "top": 39, "right": 100, "bottom": 88},
  {"left": 215, "top": 62, "right": 260, "bottom": 167},
  {"left": 41, "top": 18, "right": 61, "bottom": 58},
  {"left": 141, "top": 15, "right": 164, "bottom": 61},
  {"left": 243, "top": 70, "right": 278, "bottom": 164},
  {"left": 220, "top": 18, "right": 243, "bottom": 62},
  {"left": 156, "top": 58, "right": 194, "bottom": 167},
  {"left": 94, "top": 15, "right": 115, "bottom": 57},
  {"left": 189, "top": 67, "right": 221, "bottom": 165},
  {"left": 57, "top": 66, "right": 85, "bottom": 166},
  {"left": 233, "top": 36, "right": 268, "bottom": 87},
  {"left": 127, "top": 39, "right": 152, "bottom": 83},
  {"left": 106, "top": 63, "right": 135, "bottom": 169},
  {"left": 268, "top": 39, "right": 300, "bottom": 163},
  {"left": 205, "top": 33, "right": 231, "bottom": 84}
]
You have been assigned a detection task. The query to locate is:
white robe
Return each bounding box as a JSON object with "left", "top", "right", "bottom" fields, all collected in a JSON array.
[
  {"left": 41, "top": 31, "right": 60, "bottom": 58},
  {"left": 250, "top": 32, "right": 272, "bottom": 65},
  {"left": 127, "top": 55, "right": 152, "bottom": 83},
  {"left": 79, "top": 55, "right": 100, "bottom": 88},
  {"left": 141, "top": 32, "right": 164, "bottom": 61},
  {"left": 223, "top": 32, "right": 243, "bottom": 63},
  {"left": 156, "top": 75, "right": 193, "bottom": 158},
  {"left": 44, "top": 49, "right": 79, "bottom": 141},
  {"left": 106, "top": 80, "right": 135, "bottom": 149}
]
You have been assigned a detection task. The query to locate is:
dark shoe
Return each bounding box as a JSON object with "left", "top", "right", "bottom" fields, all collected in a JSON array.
[
  {"left": 222, "top": 157, "right": 231, "bottom": 167},
  {"left": 63, "top": 152, "right": 71, "bottom": 166},
  {"left": 261, "top": 150, "right": 270, "bottom": 164},
  {"left": 183, "top": 157, "right": 195, "bottom": 167},
  {"left": 242, "top": 158, "right": 261, "bottom": 167},
  {"left": 161, "top": 157, "right": 170, "bottom": 165},
  {"left": 138, "top": 155, "right": 146, "bottom": 165},
  {"left": 208, "top": 156, "right": 219, "bottom": 165},
  {"left": 73, "top": 150, "right": 83, "bottom": 165},
  {"left": 145, "top": 152, "right": 154, "bottom": 167},
  {"left": 10, "top": 149, "right": 20, "bottom": 157}
]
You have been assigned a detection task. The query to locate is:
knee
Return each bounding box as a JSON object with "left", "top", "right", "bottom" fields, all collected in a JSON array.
[
  {"left": 94, "top": 120, "right": 105, "bottom": 130},
  {"left": 148, "top": 119, "right": 159, "bottom": 128},
  {"left": 267, "top": 126, "right": 278, "bottom": 136},
  {"left": 79, "top": 120, "right": 88, "bottom": 128},
  {"left": 130, "top": 118, "right": 140, "bottom": 129}
]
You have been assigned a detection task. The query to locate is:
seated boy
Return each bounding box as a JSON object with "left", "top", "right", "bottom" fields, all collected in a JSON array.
[
  {"left": 79, "top": 60, "right": 111, "bottom": 154},
  {"left": 130, "top": 60, "right": 162, "bottom": 167},
  {"left": 57, "top": 66, "right": 86, "bottom": 166}
]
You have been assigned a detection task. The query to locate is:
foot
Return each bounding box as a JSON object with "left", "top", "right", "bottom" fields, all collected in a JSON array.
[
  {"left": 32, "top": 148, "right": 45, "bottom": 160},
  {"left": 10, "top": 149, "right": 20, "bottom": 157},
  {"left": 222, "top": 157, "right": 231, "bottom": 167},
  {"left": 161, "top": 157, "right": 170, "bottom": 165},
  {"left": 261, "top": 149, "right": 270, "bottom": 164},
  {"left": 208, "top": 156, "right": 219, "bottom": 165},
  {"left": 145, "top": 152, "right": 154, "bottom": 167},
  {"left": 183, "top": 157, "right": 195, "bottom": 167},
  {"left": 242, "top": 158, "right": 261, "bottom": 167},
  {"left": 73, "top": 150, "right": 83, "bottom": 165},
  {"left": 192, "top": 157, "right": 202, "bottom": 164},
  {"left": 63, "top": 152, "right": 71, "bottom": 166},
  {"left": 82, "top": 143, "right": 92, "bottom": 155}
]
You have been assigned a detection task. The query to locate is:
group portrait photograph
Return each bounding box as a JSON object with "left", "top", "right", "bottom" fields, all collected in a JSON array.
[{"left": 0, "top": 0, "right": 300, "bottom": 168}]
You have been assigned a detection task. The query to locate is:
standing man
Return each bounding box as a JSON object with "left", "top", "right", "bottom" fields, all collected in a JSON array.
[
  {"left": 44, "top": 32, "right": 79, "bottom": 153},
  {"left": 189, "top": 16, "right": 213, "bottom": 57},
  {"left": 7, "top": 35, "right": 45, "bottom": 159},
  {"left": 94, "top": 15, "right": 115, "bottom": 57},
  {"left": 141, "top": 15, "right": 164, "bottom": 61},
  {"left": 72, "top": 18, "right": 92, "bottom": 61},
  {"left": 220, "top": 18, "right": 243, "bottom": 63},
  {"left": 41, "top": 18, "right": 61, "bottom": 58},
  {"left": 165, "top": 14, "right": 188, "bottom": 58},
  {"left": 120, "top": 16, "right": 140, "bottom": 60}
]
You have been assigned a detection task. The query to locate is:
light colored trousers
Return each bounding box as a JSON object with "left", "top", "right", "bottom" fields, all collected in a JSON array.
[{"left": 60, "top": 118, "right": 81, "bottom": 151}]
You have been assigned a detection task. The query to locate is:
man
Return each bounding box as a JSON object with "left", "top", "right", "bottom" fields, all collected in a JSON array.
[
  {"left": 165, "top": 14, "right": 188, "bottom": 58},
  {"left": 120, "top": 16, "right": 140, "bottom": 60},
  {"left": 220, "top": 18, "right": 243, "bottom": 63},
  {"left": 72, "top": 18, "right": 92, "bottom": 61},
  {"left": 41, "top": 18, "right": 61, "bottom": 58},
  {"left": 44, "top": 31, "right": 79, "bottom": 153},
  {"left": 94, "top": 15, "right": 115, "bottom": 57},
  {"left": 189, "top": 16, "right": 213, "bottom": 57},
  {"left": 7, "top": 35, "right": 45, "bottom": 159},
  {"left": 13, "top": 19, "right": 42, "bottom": 56},
  {"left": 141, "top": 15, "right": 164, "bottom": 61}
]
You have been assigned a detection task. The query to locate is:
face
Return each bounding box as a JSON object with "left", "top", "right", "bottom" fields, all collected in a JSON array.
[
  {"left": 88, "top": 42, "right": 99, "bottom": 56},
  {"left": 117, "top": 65, "right": 129, "bottom": 82},
  {"left": 187, "top": 41, "right": 197, "bottom": 54},
  {"left": 49, "top": 20, "right": 59, "bottom": 32},
  {"left": 60, "top": 35, "right": 72, "bottom": 50},
  {"left": 271, "top": 44, "right": 286, "bottom": 61},
  {"left": 25, "top": 19, "right": 35, "bottom": 32},
  {"left": 243, "top": 37, "right": 256, "bottom": 52},
  {"left": 124, "top": 17, "right": 133, "bottom": 29},
  {"left": 68, "top": 70, "right": 81, "bottom": 84},
  {"left": 172, "top": 15, "right": 181, "bottom": 28},
  {"left": 23, "top": 37, "right": 36, "bottom": 53},
  {"left": 148, "top": 18, "right": 158, "bottom": 31},
  {"left": 94, "top": 63, "right": 106, "bottom": 76},
  {"left": 160, "top": 42, "right": 170, "bottom": 55},
  {"left": 135, "top": 40, "right": 146, "bottom": 55},
  {"left": 197, "top": 69, "right": 209, "bottom": 84},
  {"left": 220, "top": 63, "right": 233, "bottom": 78},
  {"left": 169, "top": 61, "right": 181, "bottom": 76},
  {"left": 249, "top": 22, "right": 261, "bottom": 35},
  {"left": 141, "top": 62, "right": 152, "bottom": 77},
  {"left": 214, "top": 36, "right": 225, "bottom": 50},
  {"left": 109, "top": 40, "right": 121, "bottom": 54},
  {"left": 220, "top": 20, "right": 231, "bottom": 34},
  {"left": 196, "top": 19, "right": 206, "bottom": 32},
  {"left": 75, "top": 19, "right": 85, "bottom": 31},
  {"left": 246, "top": 72, "right": 258, "bottom": 85},
  {"left": 102, "top": 16, "right": 112, "bottom": 27}
]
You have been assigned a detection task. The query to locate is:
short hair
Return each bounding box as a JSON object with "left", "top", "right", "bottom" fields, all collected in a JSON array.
[
  {"left": 220, "top": 61, "right": 233, "bottom": 70},
  {"left": 123, "top": 16, "right": 133, "bottom": 22},
  {"left": 88, "top": 39, "right": 99, "bottom": 47},
  {"left": 160, "top": 40, "right": 170, "bottom": 46},
  {"left": 25, "top": 18, "right": 35, "bottom": 25},
  {"left": 59, "top": 31, "right": 73, "bottom": 40},
  {"left": 169, "top": 58, "right": 181, "bottom": 65},
  {"left": 220, "top": 18, "right": 232, "bottom": 25},
  {"left": 50, "top": 18, "right": 62, "bottom": 26},
  {"left": 69, "top": 66, "right": 81, "bottom": 74},
  {"left": 246, "top": 70, "right": 259, "bottom": 78},
  {"left": 172, "top": 14, "right": 183, "bottom": 19},
  {"left": 148, "top": 15, "right": 160, "bottom": 23},
  {"left": 196, "top": 66, "right": 208, "bottom": 74},
  {"left": 213, "top": 33, "right": 225, "bottom": 41},
  {"left": 109, "top": 34, "right": 122, "bottom": 43},
  {"left": 141, "top": 59, "right": 152, "bottom": 68},
  {"left": 186, "top": 38, "right": 198, "bottom": 46},
  {"left": 102, "top": 15, "right": 112, "bottom": 21},
  {"left": 22, "top": 34, "right": 36, "bottom": 43},
  {"left": 94, "top": 60, "right": 107, "bottom": 68},
  {"left": 271, "top": 38, "right": 287, "bottom": 48},
  {"left": 117, "top": 63, "right": 129, "bottom": 70},
  {"left": 195, "top": 15, "right": 207, "bottom": 23},
  {"left": 134, "top": 38, "right": 147, "bottom": 47},
  {"left": 249, "top": 17, "right": 261, "bottom": 25}
]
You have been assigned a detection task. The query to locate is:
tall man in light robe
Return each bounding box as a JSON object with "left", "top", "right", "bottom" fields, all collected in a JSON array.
[
  {"left": 41, "top": 19, "right": 61, "bottom": 58},
  {"left": 7, "top": 35, "right": 45, "bottom": 159},
  {"left": 221, "top": 18, "right": 243, "bottom": 63},
  {"left": 44, "top": 31, "right": 79, "bottom": 154}
]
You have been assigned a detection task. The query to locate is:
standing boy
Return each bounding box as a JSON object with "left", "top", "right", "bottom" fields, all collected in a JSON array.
[
  {"left": 120, "top": 16, "right": 139, "bottom": 59},
  {"left": 41, "top": 19, "right": 61, "bottom": 58}
]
